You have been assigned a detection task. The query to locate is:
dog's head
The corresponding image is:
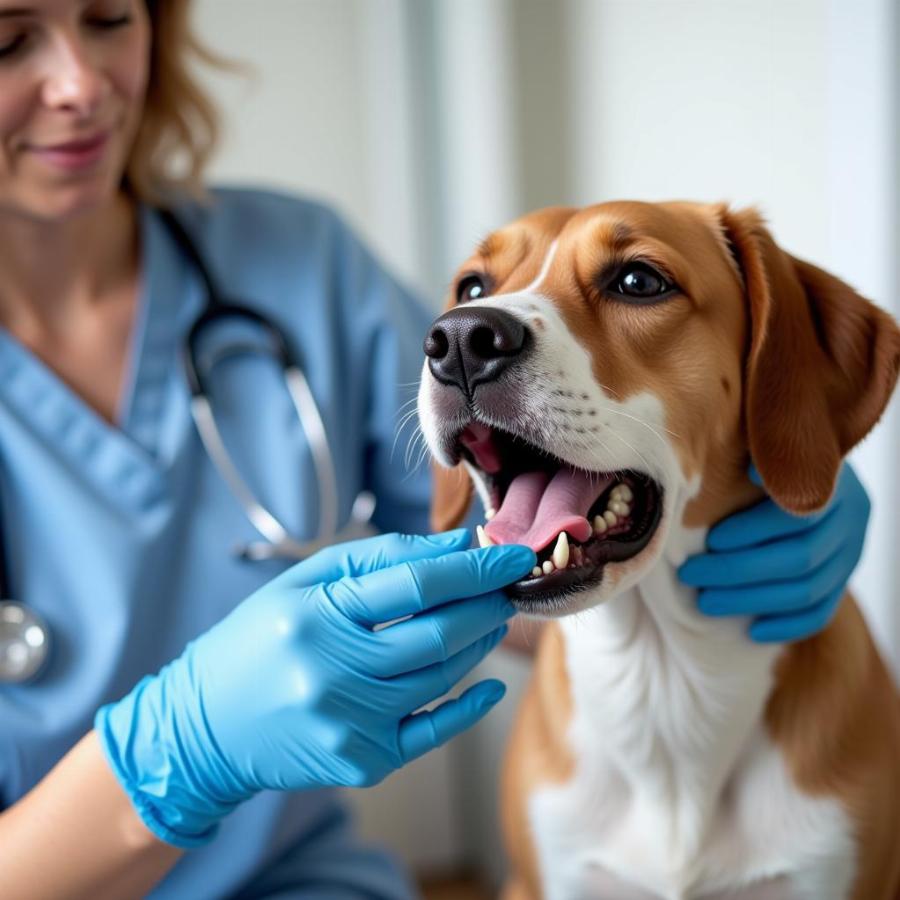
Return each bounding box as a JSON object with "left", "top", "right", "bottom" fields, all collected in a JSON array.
[{"left": 417, "top": 201, "right": 900, "bottom": 615}]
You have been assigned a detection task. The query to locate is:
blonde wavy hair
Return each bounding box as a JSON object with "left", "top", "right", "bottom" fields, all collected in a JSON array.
[{"left": 125, "top": 0, "right": 237, "bottom": 205}]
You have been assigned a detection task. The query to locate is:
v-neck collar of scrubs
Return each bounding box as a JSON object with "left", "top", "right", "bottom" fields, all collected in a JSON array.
[{"left": 0, "top": 203, "right": 203, "bottom": 515}]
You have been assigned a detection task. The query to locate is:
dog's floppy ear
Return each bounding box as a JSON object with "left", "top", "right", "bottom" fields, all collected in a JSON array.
[
  {"left": 719, "top": 206, "right": 900, "bottom": 514},
  {"left": 430, "top": 463, "right": 474, "bottom": 532}
]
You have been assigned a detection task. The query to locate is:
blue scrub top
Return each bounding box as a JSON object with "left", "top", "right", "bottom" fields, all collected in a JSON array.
[{"left": 0, "top": 188, "right": 434, "bottom": 899}]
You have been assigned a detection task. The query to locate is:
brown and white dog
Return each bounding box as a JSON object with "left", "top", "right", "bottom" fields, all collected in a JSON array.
[{"left": 416, "top": 201, "right": 900, "bottom": 899}]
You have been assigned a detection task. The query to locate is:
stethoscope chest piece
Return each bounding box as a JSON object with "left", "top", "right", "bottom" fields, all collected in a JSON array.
[{"left": 0, "top": 601, "right": 50, "bottom": 683}]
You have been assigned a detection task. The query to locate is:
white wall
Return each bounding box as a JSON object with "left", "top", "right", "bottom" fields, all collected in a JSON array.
[
  {"left": 192, "top": 0, "right": 431, "bottom": 298},
  {"left": 192, "top": 0, "right": 899, "bottom": 886},
  {"left": 567, "top": 0, "right": 830, "bottom": 258}
]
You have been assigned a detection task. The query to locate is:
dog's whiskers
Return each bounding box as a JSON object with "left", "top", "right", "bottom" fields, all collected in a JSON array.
[
  {"left": 399, "top": 432, "right": 429, "bottom": 483},
  {"left": 411, "top": 437, "right": 433, "bottom": 475},
  {"left": 392, "top": 407, "right": 425, "bottom": 464},
  {"left": 609, "top": 429, "right": 654, "bottom": 476},
  {"left": 403, "top": 425, "right": 426, "bottom": 471},
  {"left": 598, "top": 405, "right": 680, "bottom": 442}
]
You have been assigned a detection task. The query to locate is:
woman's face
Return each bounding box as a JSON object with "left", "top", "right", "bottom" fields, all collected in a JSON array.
[{"left": 0, "top": 0, "right": 151, "bottom": 223}]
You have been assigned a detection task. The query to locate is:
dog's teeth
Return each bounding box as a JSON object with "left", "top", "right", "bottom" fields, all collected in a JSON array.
[
  {"left": 485, "top": 508, "right": 496, "bottom": 520},
  {"left": 531, "top": 566, "right": 542, "bottom": 578},
  {"left": 542, "top": 560, "right": 555, "bottom": 575},
  {"left": 610, "top": 484, "right": 634, "bottom": 506},
  {"left": 476, "top": 525, "right": 493, "bottom": 548},
  {"left": 593, "top": 515, "right": 608, "bottom": 534},
  {"left": 610, "top": 500, "right": 630, "bottom": 517},
  {"left": 603, "top": 510, "right": 618, "bottom": 526},
  {"left": 551, "top": 532, "right": 570, "bottom": 569}
]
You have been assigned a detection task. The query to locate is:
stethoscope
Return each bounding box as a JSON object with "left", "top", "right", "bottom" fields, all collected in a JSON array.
[{"left": 0, "top": 207, "right": 375, "bottom": 683}]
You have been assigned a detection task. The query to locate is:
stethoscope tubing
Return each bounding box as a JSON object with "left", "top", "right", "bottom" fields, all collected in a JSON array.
[{"left": 0, "top": 207, "right": 374, "bottom": 683}]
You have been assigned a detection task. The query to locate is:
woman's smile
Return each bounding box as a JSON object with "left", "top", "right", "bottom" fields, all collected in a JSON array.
[{"left": 25, "top": 128, "right": 111, "bottom": 172}]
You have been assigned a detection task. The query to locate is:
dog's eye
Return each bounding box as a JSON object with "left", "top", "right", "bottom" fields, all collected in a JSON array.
[
  {"left": 610, "top": 263, "right": 676, "bottom": 301},
  {"left": 456, "top": 274, "right": 488, "bottom": 304}
]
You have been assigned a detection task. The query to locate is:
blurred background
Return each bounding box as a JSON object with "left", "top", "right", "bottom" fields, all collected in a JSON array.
[{"left": 192, "top": 0, "right": 899, "bottom": 894}]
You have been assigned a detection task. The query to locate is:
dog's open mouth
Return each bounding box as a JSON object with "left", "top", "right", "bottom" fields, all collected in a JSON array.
[{"left": 457, "top": 422, "right": 664, "bottom": 606}]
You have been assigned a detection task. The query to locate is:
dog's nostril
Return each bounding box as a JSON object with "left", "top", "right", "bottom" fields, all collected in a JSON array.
[
  {"left": 424, "top": 328, "right": 450, "bottom": 360},
  {"left": 470, "top": 326, "right": 502, "bottom": 358},
  {"left": 470, "top": 318, "right": 526, "bottom": 359}
]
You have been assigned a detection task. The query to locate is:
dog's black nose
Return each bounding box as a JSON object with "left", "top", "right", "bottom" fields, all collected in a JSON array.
[{"left": 424, "top": 306, "right": 527, "bottom": 396}]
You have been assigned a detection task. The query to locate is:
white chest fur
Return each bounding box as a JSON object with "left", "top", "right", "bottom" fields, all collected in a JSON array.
[{"left": 528, "top": 546, "right": 855, "bottom": 900}]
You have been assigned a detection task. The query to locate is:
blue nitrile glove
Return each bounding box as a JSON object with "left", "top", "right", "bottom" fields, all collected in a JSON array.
[
  {"left": 95, "top": 530, "right": 535, "bottom": 848},
  {"left": 678, "top": 462, "right": 870, "bottom": 643}
]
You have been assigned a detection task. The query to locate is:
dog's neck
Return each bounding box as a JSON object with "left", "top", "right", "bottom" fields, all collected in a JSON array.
[{"left": 558, "top": 518, "right": 781, "bottom": 865}]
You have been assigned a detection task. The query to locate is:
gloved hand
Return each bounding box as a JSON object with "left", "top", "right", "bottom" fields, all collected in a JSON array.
[
  {"left": 678, "top": 462, "right": 870, "bottom": 643},
  {"left": 95, "top": 530, "right": 535, "bottom": 848}
]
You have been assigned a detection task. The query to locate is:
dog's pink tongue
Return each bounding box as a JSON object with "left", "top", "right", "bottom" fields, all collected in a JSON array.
[{"left": 485, "top": 468, "right": 613, "bottom": 551}]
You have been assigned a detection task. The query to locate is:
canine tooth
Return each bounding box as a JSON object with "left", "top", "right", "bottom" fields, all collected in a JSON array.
[
  {"left": 610, "top": 500, "right": 629, "bottom": 517},
  {"left": 603, "top": 510, "right": 618, "bottom": 526},
  {"left": 610, "top": 485, "right": 624, "bottom": 500},
  {"left": 552, "top": 532, "right": 570, "bottom": 569},
  {"left": 542, "top": 560, "right": 555, "bottom": 575},
  {"left": 485, "top": 508, "right": 496, "bottom": 520},
  {"left": 593, "top": 515, "right": 608, "bottom": 534},
  {"left": 476, "top": 525, "right": 493, "bottom": 548},
  {"left": 618, "top": 485, "right": 633, "bottom": 502},
  {"left": 532, "top": 566, "right": 542, "bottom": 578}
]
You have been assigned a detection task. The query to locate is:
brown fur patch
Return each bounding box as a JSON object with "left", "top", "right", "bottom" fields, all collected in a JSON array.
[
  {"left": 766, "top": 601, "right": 900, "bottom": 899},
  {"left": 501, "top": 623, "right": 574, "bottom": 899}
]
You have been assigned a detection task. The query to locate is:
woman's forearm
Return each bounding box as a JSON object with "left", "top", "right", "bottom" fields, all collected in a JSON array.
[{"left": 0, "top": 730, "right": 183, "bottom": 900}]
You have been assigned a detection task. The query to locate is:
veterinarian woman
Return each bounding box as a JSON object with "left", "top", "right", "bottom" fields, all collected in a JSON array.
[{"left": 0, "top": 2, "right": 872, "bottom": 898}]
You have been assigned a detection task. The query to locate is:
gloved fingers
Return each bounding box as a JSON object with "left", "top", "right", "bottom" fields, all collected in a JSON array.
[
  {"left": 270, "top": 529, "right": 472, "bottom": 589},
  {"left": 747, "top": 585, "right": 845, "bottom": 643},
  {"left": 397, "top": 679, "right": 506, "bottom": 763},
  {"left": 678, "top": 508, "right": 845, "bottom": 589},
  {"left": 390, "top": 625, "right": 508, "bottom": 711},
  {"left": 836, "top": 461, "right": 871, "bottom": 517},
  {"left": 710, "top": 459, "right": 869, "bottom": 554},
  {"left": 329, "top": 544, "right": 535, "bottom": 626},
  {"left": 696, "top": 547, "right": 850, "bottom": 617},
  {"left": 369, "top": 591, "right": 515, "bottom": 676},
  {"left": 705, "top": 497, "right": 827, "bottom": 553}
]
